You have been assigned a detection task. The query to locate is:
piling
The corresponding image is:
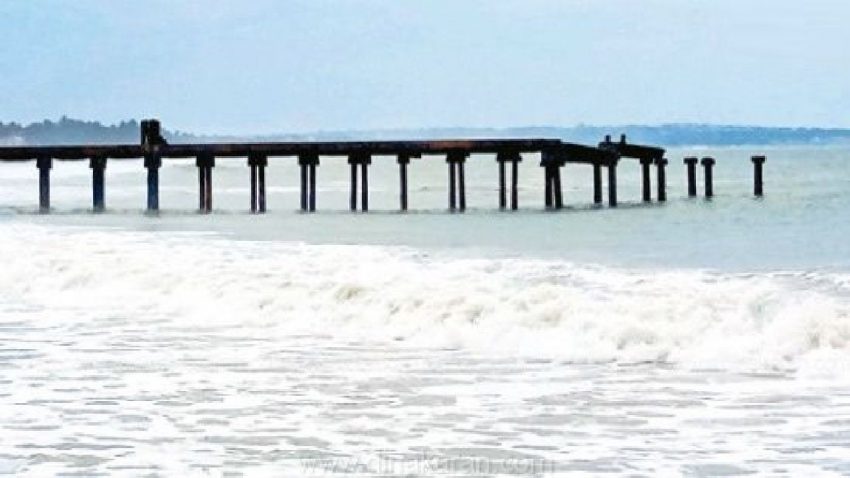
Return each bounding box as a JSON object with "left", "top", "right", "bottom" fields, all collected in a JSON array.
[
  {"left": 496, "top": 150, "right": 521, "bottom": 210},
  {"left": 397, "top": 154, "right": 413, "bottom": 211},
  {"left": 752, "top": 155, "right": 765, "bottom": 197},
  {"left": 640, "top": 158, "right": 653, "bottom": 202},
  {"left": 349, "top": 161, "right": 358, "bottom": 211},
  {"left": 89, "top": 156, "right": 107, "bottom": 211},
  {"left": 247, "top": 153, "right": 267, "bottom": 213},
  {"left": 36, "top": 155, "right": 52, "bottom": 212},
  {"left": 541, "top": 149, "right": 564, "bottom": 209},
  {"left": 655, "top": 157, "right": 668, "bottom": 202},
  {"left": 511, "top": 158, "right": 519, "bottom": 210},
  {"left": 592, "top": 163, "right": 602, "bottom": 204},
  {"left": 141, "top": 119, "right": 164, "bottom": 212},
  {"left": 298, "top": 153, "right": 319, "bottom": 212},
  {"left": 701, "top": 157, "right": 715, "bottom": 198},
  {"left": 607, "top": 161, "right": 618, "bottom": 207},
  {"left": 553, "top": 166, "right": 563, "bottom": 208},
  {"left": 347, "top": 152, "right": 371, "bottom": 211},
  {"left": 196, "top": 153, "right": 214, "bottom": 213},
  {"left": 299, "top": 157, "right": 308, "bottom": 211},
  {"left": 499, "top": 158, "right": 507, "bottom": 209},
  {"left": 258, "top": 161, "right": 267, "bottom": 212},
  {"left": 249, "top": 161, "right": 257, "bottom": 212},
  {"left": 684, "top": 157, "right": 698, "bottom": 197},
  {"left": 362, "top": 160, "right": 368, "bottom": 211},
  {"left": 446, "top": 151, "right": 468, "bottom": 211},
  {"left": 144, "top": 155, "right": 161, "bottom": 211},
  {"left": 309, "top": 161, "right": 317, "bottom": 211},
  {"left": 198, "top": 161, "right": 205, "bottom": 211}
]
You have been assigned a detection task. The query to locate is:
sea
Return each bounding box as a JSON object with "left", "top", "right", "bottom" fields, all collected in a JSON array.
[{"left": 0, "top": 145, "right": 849, "bottom": 477}]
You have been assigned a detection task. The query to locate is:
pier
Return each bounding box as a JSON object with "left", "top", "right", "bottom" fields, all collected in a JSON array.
[{"left": 0, "top": 119, "right": 763, "bottom": 213}]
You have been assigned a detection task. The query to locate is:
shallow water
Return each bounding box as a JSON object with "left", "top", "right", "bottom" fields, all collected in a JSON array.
[{"left": 1, "top": 146, "right": 850, "bottom": 476}]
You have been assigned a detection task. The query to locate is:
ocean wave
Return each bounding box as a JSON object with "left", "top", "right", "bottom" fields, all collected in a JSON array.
[{"left": 1, "top": 223, "right": 849, "bottom": 374}]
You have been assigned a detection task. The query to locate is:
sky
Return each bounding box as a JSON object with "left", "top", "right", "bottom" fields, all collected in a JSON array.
[{"left": 0, "top": 0, "right": 848, "bottom": 135}]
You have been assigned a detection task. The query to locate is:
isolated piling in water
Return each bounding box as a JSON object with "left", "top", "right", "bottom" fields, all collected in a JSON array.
[
  {"left": 655, "top": 157, "right": 668, "bottom": 202},
  {"left": 36, "top": 155, "right": 52, "bottom": 212},
  {"left": 752, "top": 155, "right": 765, "bottom": 196},
  {"left": 684, "top": 157, "right": 698, "bottom": 197},
  {"left": 640, "top": 158, "right": 653, "bottom": 202},
  {"left": 446, "top": 151, "right": 468, "bottom": 211},
  {"left": 89, "top": 156, "right": 107, "bottom": 211},
  {"left": 496, "top": 150, "right": 522, "bottom": 210},
  {"left": 701, "top": 157, "right": 715, "bottom": 198}
]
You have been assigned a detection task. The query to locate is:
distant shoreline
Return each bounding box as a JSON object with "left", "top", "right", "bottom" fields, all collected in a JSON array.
[{"left": 2, "top": 117, "right": 849, "bottom": 148}]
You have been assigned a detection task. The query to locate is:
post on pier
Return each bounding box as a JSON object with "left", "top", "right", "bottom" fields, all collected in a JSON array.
[
  {"left": 496, "top": 150, "right": 521, "bottom": 210},
  {"left": 639, "top": 157, "right": 653, "bottom": 202},
  {"left": 752, "top": 155, "right": 765, "bottom": 197},
  {"left": 655, "top": 157, "right": 668, "bottom": 202},
  {"left": 247, "top": 153, "right": 268, "bottom": 213},
  {"left": 348, "top": 152, "right": 371, "bottom": 211},
  {"left": 684, "top": 157, "right": 698, "bottom": 197},
  {"left": 397, "top": 153, "right": 415, "bottom": 211},
  {"left": 195, "top": 152, "right": 215, "bottom": 213},
  {"left": 298, "top": 153, "right": 319, "bottom": 212},
  {"left": 446, "top": 150, "right": 468, "bottom": 211},
  {"left": 89, "top": 156, "right": 107, "bottom": 211},
  {"left": 36, "top": 155, "right": 52, "bottom": 212},
  {"left": 592, "top": 163, "right": 603, "bottom": 204},
  {"left": 540, "top": 148, "right": 564, "bottom": 209},
  {"left": 701, "top": 157, "right": 715, "bottom": 198}
]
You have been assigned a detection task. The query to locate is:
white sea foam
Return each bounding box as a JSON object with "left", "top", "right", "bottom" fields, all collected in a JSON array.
[{"left": 2, "top": 222, "right": 848, "bottom": 375}]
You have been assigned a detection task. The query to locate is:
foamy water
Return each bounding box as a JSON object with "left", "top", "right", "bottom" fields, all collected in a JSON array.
[{"left": 2, "top": 146, "right": 850, "bottom": 476}]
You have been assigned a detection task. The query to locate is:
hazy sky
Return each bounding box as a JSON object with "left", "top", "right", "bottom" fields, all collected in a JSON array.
[{"left": 1, "top": 0, "right": 848, "bottom": 134}]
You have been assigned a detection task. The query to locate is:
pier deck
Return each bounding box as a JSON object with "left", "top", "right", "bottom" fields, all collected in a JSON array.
[{"left": 0, "top": 119, "right": 682, "bottom": 213}]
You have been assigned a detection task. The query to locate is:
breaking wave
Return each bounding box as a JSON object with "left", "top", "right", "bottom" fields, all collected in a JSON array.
[{"left": 1, "top": 223, "right": 849, "bottom": 374}]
